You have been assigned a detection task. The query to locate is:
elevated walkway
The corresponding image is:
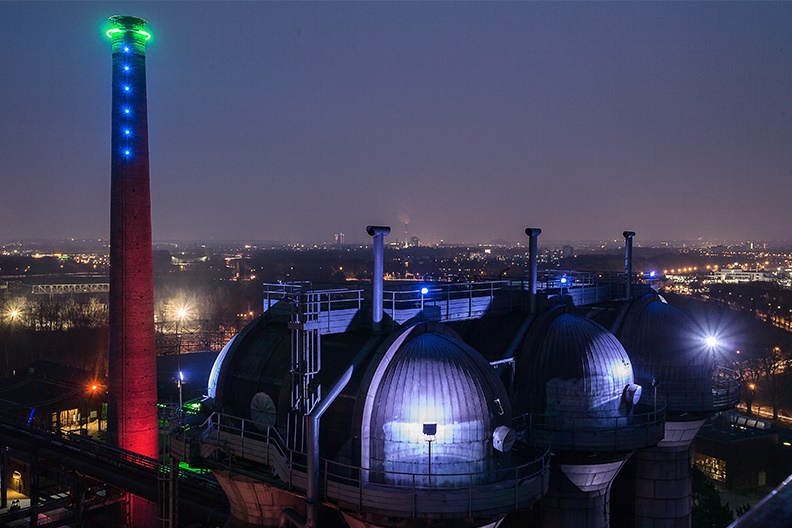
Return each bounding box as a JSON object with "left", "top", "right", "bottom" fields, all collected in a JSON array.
[
  {"left": 514, "top": 402, "right": 666, "bottom": 453},
  {"left": 646, "top": 366, "right": 741, "bottom": 414},
  {"left": 172, "top": 412, "right": 551, "bottom": 520},
  {"left": 0, "top": 415, "right": 228, "bottom": 523},
  {"left": 262, "top": 273, "right": 633, "bottom": 335}
]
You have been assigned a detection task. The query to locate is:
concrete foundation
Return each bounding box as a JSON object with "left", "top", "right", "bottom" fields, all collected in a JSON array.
[
  {"left": 214, "top": 470, "right": 305, "bottom": 527},
  {"left": 341, "top": 513, "right": 504, "bottom": 528},
  {"left": 613, "top": 419, "right": 705, "bottom": 528},
  {"left": 539, "top": 459, "right": 627, "bottom": 528}
]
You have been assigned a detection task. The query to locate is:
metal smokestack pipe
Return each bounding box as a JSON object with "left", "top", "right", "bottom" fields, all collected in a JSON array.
[
  {"left": 623, "top": 231, "right": 636, "bottom": 300},
  {"left": 525, "top": 228, "right": 542, "bottom": 313},
  {"left": 366, "top": 225, "right": 390, "bottom": 331}
]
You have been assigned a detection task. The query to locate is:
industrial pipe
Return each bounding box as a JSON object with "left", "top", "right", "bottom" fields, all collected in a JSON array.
[
  {"left": 623, "top": 231, "right": 636, "bottom": 300},
  {"left": 304, "top": 336, "right": 380, "bottom": 527},
  {"left": 366, "top": 225, "right": 391, "bottom": 332},
  {"left": 525, "top": 228, "right": 542, "bottom": 314}
]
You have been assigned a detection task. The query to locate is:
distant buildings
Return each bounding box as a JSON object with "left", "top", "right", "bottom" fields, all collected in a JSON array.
[{"left": 707, "top": 269, "right": 774, "bottom": 284}]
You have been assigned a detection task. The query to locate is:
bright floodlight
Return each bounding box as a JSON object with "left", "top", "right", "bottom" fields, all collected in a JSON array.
[
  {"left": 705, "top": 336, "right": 719, "bottom": 348},
  {"left": 176, "top": 308, "right": 188, "bottom": 320},
  {"left": 179, "top": 371, "right": 185, "bottom": 381},
  {"left": 420, "top": 287, "right": 429, "bottom": 295},
  {"left": 9, "top": 310, "right": 19, "bottom": 319}
]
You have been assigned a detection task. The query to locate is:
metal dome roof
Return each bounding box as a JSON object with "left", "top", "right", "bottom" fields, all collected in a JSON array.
[
  {"left": 520, "top": 308, "right": 635, "bottom": 417},
  {"left": 620, "top": 296, "right": 710, "bottom": 372},
  {"left": 618, "top": 295, "right": 715, "bottom": 412},
  {"left": 361, "top": 323, "right": 511, "bottom": 487},
  {"left": 371, "top": 331, "right": 509, "bottom": 427}
]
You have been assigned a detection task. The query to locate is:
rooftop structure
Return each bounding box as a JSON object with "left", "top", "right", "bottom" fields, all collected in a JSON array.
[
  {"left": 608, "top": 293, "right": 740, "bottom": 528},
  {"left": 514, "top": 302, "right": 664, "bottom": 528},
  {"left": 166, "top": 226, "right": 741, "bottom": 528}
]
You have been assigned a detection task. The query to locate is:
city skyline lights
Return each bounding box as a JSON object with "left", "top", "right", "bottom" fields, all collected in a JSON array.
[{"left": 1, "top": 2, "right": 791, "bottom": 245}]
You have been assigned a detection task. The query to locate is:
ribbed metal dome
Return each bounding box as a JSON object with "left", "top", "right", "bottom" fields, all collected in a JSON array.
[
  {"left": 521, "top": 310, "right": 634, "bottom": 417},
  {"left": 362, "top": 325, "right": 510, "bottom": 486},
  {"left": 621, "top": 298, "right": 709, "bottom": 371},
  {"left": 619, "top": 297, "right": 712, "bottom": 411}
]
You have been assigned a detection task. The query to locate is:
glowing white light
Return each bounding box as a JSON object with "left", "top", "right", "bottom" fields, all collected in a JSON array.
[
  {"left": 124, "top": 129, "right": 130, "bottom": 135},
  {"left": 705, "top": 336, "right": 719, "bottom": 348},
  {"left": 179, "top": 371, "right": 185, "bottom": 381},
  {"left": 420, "top": 287, "right": 429, "bottom": 295},
  {"left": 124, "top": 86, "right": 130, "bottom": 91},
  {"left": 560, "top": 277, "right": 568, "bottom": 284},
  {"left": 124, "top": 46, "right": 130, "bottom": 52},
  {"left": 124, "top": 150, "right": 130, "bottom": 155},
  {"left": 124, "top": 109, "right": 130, "bottom": 114},
  {"left": 123, "top": 65, "right": 130, "bottom": 71}
]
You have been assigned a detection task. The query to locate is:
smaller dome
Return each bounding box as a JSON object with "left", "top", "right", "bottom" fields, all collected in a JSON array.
[
  {"left": 619, "top": 296, "right": 714, "bottom": 412},
  {"left": 207, "top": 333, "right": 237, "bottom": 399},
  {"left": 621, "top": 297, "right": 710, "bottom": 374},
  {"left": 520, "top": 310, "right": 634, "bottom": 417}
]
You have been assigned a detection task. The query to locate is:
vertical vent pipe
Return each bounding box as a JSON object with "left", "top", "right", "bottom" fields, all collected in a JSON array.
[
  {"left": 366, "top": 225, "right": 390, "bottom": 331},
  {"left": 525, "top": 228, "right": 542, "bottom": 314},
  {"left": 623, "top": 231, "right": 636, "bottom": 300}
]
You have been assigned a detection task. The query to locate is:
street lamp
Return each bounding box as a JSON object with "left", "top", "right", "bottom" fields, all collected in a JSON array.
[
  {"left": 420, "top": 287, "right": 429, "bottom": 311},
  {"left": 423, "top": 423, "right": 437, "bottom": 490},
  {"left": 177, "top": 371, "right": 185, "bottom": 417},
  {"left": 173, "top": 306, "right": 190, "bottom": 419},
  {"left": 4, "top": 307, "right": 21, "bottom": 378},
  {"left": 175, "top": 307, "right": 189, "bottom": 355}
]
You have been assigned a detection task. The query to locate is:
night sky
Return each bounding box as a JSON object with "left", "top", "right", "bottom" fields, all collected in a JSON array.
[{"left": 2, "top": 2, "right": 791, "bottom": 245}]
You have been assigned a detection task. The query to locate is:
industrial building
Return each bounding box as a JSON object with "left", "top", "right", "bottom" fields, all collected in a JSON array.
[
  {"left": 93, "top": 20, "right": 747, "bottom": 525},
  {"left": 167, "top": 229, "right": 740, "bottom": 528},
  {"left": 4, "top": 13, "right": 779, "bottom": 528}
]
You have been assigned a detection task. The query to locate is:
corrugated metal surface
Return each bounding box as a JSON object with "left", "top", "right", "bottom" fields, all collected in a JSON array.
[
  {"left": 620, "top": 298, "right": 713, "bottom": 411},
  {"left": 521, "top": 311, "right": 634, "bottom": 417},
  {"left": 621, "top": 299, "right": 710, "bottom": 378},
  {"left": 365, "top": 330, "right": 510, "bottom": 487}
]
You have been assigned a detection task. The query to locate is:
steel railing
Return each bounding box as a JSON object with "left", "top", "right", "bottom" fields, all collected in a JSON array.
[
  {"left": 181, "top": 411, "right": 551, "bottom": 518},
  {"left": 513, "top": 402, "right": 666, "bottom": 452}
]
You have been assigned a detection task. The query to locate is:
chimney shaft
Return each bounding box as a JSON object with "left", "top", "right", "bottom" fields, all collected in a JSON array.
[
  {"left": 623, "top": 231, "right": 636, "bottom": 300},
  {"left": 366, "top": 226, "right": 391, "bottom": 331},
  {"left": 525, "top": 228, "right": 542, "bottom": 313},
  {"left": 106, "top": 15, "right": 158, "bottom": 460}
]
